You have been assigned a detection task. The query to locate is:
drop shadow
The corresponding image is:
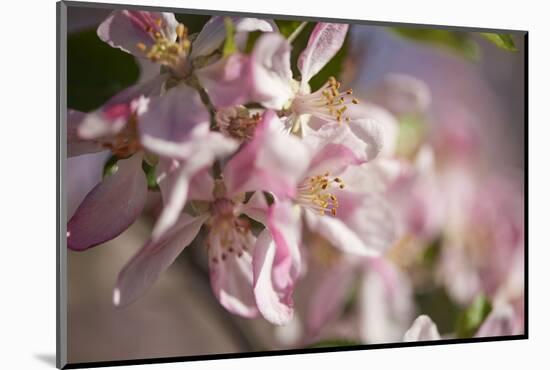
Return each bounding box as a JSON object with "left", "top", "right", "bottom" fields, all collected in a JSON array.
[{"left": 34, "top": 353, "right": 56, "bottom": 367}]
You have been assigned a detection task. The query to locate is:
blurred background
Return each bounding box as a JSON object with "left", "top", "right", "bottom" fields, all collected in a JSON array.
[{"left": 66, "top": 6, "right": 525, "bottom": 364}]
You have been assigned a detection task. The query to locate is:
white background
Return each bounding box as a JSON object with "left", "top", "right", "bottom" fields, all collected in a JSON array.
[{"left": 1, "top": 0, "right": 544, "bottom": 368}]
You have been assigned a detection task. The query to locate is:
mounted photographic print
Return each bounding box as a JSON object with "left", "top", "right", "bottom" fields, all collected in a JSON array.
[{"left": 56, "top": 1, "right": 527, "bottom": 368}]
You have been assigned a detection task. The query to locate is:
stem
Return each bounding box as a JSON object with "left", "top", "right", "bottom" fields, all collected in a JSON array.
[{"left": 288, "top": 21, "right": 308, "bottom": 43}]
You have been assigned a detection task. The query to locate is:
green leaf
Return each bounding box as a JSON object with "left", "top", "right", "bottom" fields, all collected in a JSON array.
[
  {"left": 274, "top": 20, "right": 304, "bottom": 38},
  {"left": 141, "top": 160, "right": 160, "bottom": 191},
  {"left": 395, "top": 114, "right": 426, "bottom": 158},
  {"left": 455, "top": 294, "right": 493, "bottom": 338},
  {"left": 222, "top": 17, "right": 237, "bottom": 57},
  {"left": 307, "top": 339, "right": 362, "bottom": 348},
  {"left": 391, "top": 28, "right": 480, "bottom": 61},
  {"left": 480, "top": 33, "right": 518, "bottom": 51},
  {"left": 422, "top": 236, "right": 443, "bottom": 267},
  {"left": 287, "top": 22, "right": 309, "bottom": 43},
  {"left": 342, "top": 275, "right": 361, "bottom": 315},
  {"left": 244, "top": 31, "right": 262, "bottom": 54},
  {"left": 102, "top": 155, "right": 119, "bottom": 179},
  {"left": 174, "top": 14, "right": 210, "bottom": 34},
  {"left": 67, "top": 29, "right": 140, "bottom": 112},
  {"left": 415, "top": 288, "right": 461, "bottom": 335}
]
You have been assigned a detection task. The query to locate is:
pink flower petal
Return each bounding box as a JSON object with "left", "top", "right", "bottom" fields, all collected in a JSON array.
[
  {"left": 152, "top": 164, "right": 197, "bottom": 241},
  {"left": 306, "top": 260, "right": 355, "bottom": 335},
  {"left": 151, "top": 130, "right": 237, "bottom": 240},
  {"left": 305, "top": 106, "right": 386, "bottom": 159},
  {"left": 98, "top": 10, "right": 178, "bottom": 56},
  {"left": 196, "top": 53, "right": 253, "bottom": 108},
  {"left": 366, "top": 73, "right": 431, "bottom": 117},
  {"left": 304, "top": 190, "right": 395, "bottom": 256},
  {"left": 297, "top": 23, "right": 348, "bottom": 86},
  {"left": 105, "top": 73, "right": 167, "bottom": 107},
  {"left": 267, "top": 201, "right": 303, "bottom": 292},
  {"left": 139, "top": 84, "right": 210, "bottom": 157},
  {"left": 191, "top": 16, "right": 278, "bottom": 59},
  {"left": 403, "top": 315, "right": 441, "bottom": 341},
  {"left": 67, "top": 154, "right": 147, "bottom": 251},
  {"left": 475, "top": 304, "right": 522, "bottom": 337},
  {"left": 250, "top": 33, "right": 294, "bottom": 110},
  {"left": 188, "top": 168, "right": 215, "bottom": 202},
  {"left": 209, "top": 246, "right": 259, "bottom": 318},
  {"left": 303, "top": 210, "right": 366, "bottom": 256},
  {"left": 114, "top": 213, "right": 208, "bottom": 307},
  {"left": 78, "top": 74, "right": 166, "bottom": 141},
  {"left": 253, "top": 229, "right": 294, "bottom": 325},
  {"left": 359, "top": 258, "right": 415, "bottom": 343},
  {"left": 234, "top": 18, "right": 278, "bottom": 33},
  {"left": 236, "top": 191, "right": 269, "bottom": 225},
  {"left": 223, "top": 110, "right": 309, "bottom": 199},
  {"left": 303, "top": 123, "right": 377, "bottom": 176},
  {"left": 345, "top": 102, "right": 399, "bottom": 157},
  {"left": 67, "top": 151, "right": 110, "bottom": 219},
  {"left": 77, "top": 109, "right": 127, "bottom": 141},
  {"left": 336, "top": 158, "right": 408, "bottom": 196},
  {"left": 67, "top": 110, "right": 103, "bottom": 157},
  {"left": 156, "top": 162, "right": 214, "bottom": 207}
]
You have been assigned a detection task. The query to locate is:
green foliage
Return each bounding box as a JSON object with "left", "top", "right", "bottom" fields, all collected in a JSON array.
[
  {"left": 141, "top": 160, "right": 160, "bottom": 191},
  {"left": 416, "top": 288, "right": 461, "bottom": 335},
  {"left": 102, "top": 155, "right": 119, "bottom": 178},
  {"left": 174, "top": 14, "right": 211, "bottom": 34},
  {"left": 480, "top": 33, "right": 518, "bottom": 51},
  {"left": 421, "top": 236, "right": 443, "bottom": 267},
  {"left": 342, "top": 275, "right": 361, "bottom": 315},
  {"left": 455, "top": 294, "right": 493, "bottom": 338},
  {"left": 222, "top": 17, "right": 237, "bottom": 57},
  {"left": 396, "top": 114, "right": 426, "bottom": 158},
  {"left": 275, "top": 20, "right": 304, "bottom": 38},
  {"left": 67, "top": 29, "right": 139, "bottom": 112},
  {"left": 262, "top": 191, "right": 275, "bottom": 205},
  {"left": 307, "top": 339, "right": 362, "bottom": 348},
  {"left": 244, "top": 31, "right": 262, "bottom": 54},
  {"left": 391, "top": 28, "right": 480, "bottom": 61}
]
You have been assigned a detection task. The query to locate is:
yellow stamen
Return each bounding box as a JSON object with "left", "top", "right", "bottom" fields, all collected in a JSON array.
[
  {"left": 136, "top": 22, "right": 191, "bottom": 71},
  {"left": 297, "top": 172, "right": 346, "bottom": 217}
]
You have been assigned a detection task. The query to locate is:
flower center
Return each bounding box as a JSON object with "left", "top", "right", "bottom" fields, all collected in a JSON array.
[
  {"left": 136, "top": 21, "right": 191, "bottom": 74},
  {"left": 206, "top": 198, "right": 254, "bottom": 264},
  {"left": 292, "top": 76, "right": 358, "bottom": 123},
  {"left": 296, "top": 171, "right": 345, "bottom": 216},
  {"left": 101, "top": 104, "right": 142, "bottom": 158},
  {"left": 216, "top": 107, "right": 261, "bottom": 141}
]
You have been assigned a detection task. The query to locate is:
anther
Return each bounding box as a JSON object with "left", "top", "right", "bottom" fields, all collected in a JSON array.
[{"left": 176, "top": 23, "right": 186, "bottom": 39}]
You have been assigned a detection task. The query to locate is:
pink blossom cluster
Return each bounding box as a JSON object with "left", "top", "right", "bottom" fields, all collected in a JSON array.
[{"left": 67, "top": 10, "right": 524, "bottom": 343}]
